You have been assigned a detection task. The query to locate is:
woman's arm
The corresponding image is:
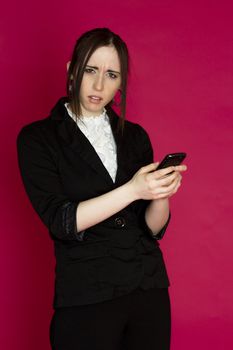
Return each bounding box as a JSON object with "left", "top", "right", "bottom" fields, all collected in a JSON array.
[
  {"left": 145, "top": 198, "right": 170, "bottom": 236},
  {"left": 76, "top": 181, "right": 137, "bottom": 231},
  {"left": 76, "top": 163, "right": 158, "bottom": 232},
  {"left": 76, "top": 163, "right": 187, "bottom": 232},
  {"left": 17, "top": 125, "right": 186, "bottom": 240},
  {"left": 144, "top": 164, "right": 186, "bottom": 236}
]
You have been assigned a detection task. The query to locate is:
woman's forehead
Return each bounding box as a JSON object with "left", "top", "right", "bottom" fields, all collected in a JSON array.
[{"left": 87, "top": 46, "right": 120, "bottom": 69}]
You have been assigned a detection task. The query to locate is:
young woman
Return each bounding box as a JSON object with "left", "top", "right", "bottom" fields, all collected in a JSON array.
[{"left": 17, "top": 28, "right": 187, "bottom": 350}]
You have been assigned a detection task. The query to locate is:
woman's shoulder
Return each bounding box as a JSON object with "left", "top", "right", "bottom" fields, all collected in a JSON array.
[
  {"left": 123, "top": 118, "right": 151, "bottom": 145},
  {"left": 125, "top": 118, "right": 148, "bottom": 133},
  {"left": 17, "top": 116, "right": 52, "bottom": 148},
  {"left": 17, "top": 97, "right": 67, "bottom": 143},
  {"left": 16, "top": 115, "right": 59, "bottom": 165}
]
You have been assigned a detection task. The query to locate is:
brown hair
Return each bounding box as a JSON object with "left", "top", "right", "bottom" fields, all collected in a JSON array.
[{"left": 66, "top": 27, "right": 129, "bottom": 130}]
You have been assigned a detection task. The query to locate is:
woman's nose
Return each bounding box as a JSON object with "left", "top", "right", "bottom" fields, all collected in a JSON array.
[{"left": 93, "top": 74, "right": 104, "bottom": 91}]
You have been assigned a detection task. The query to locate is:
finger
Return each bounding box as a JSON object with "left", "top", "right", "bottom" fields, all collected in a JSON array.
[
  {"left": 139, "top": 162, "right": 159, "bottom": 174},
  {"left": 154, "top": 170, "right": 174, "bottom": 181},
  {"left": 173, "top": 164, "right": 187, "bottom": 172},
  {"left": 164, "top": 171, "right": 182, "bottom": 186},
  {"left": 152, "top": 176, "right": 182, "bottom": 199},
  {"left": 156, "top": 176, "right": 180, "bottom": 194},
  {"left": 154, "top": 166, "right": 176, "bottom": 178},
  {"left": 147, "top": 169, "right": 179, "bottom": 186},
  {"left": 155, "top": 171, "right": 178, "bottom": 186},
  {"left": 155, "top": 164, "right": 187, "bottom": 178},
  {"left": 167, "top": 175, "right": 182, "bottom": 195}
]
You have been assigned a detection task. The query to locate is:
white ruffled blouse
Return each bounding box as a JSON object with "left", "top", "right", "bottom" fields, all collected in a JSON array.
[{"left": 64, "top": 103, "right": 117, "bottom": 182}]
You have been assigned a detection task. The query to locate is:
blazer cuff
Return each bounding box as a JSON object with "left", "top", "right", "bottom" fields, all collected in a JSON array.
[
  {"left": 145, "top": 211, "right": 171, "bottom": 240},
  {"left": 61, "top": 201, "right": 86, "bottom": 241}
]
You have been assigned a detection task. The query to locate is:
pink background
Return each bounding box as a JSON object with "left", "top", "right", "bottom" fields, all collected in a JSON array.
[{"left": 1, "top": 1, "right": 232, "bottom": 349}]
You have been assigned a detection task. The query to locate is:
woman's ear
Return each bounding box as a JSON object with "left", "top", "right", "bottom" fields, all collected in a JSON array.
[{"left": 66, "top": 61, "right": 71, "bottom": 72}]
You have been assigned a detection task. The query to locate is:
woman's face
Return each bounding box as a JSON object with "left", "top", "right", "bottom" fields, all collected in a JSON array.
[{"left": 79, "top": 45, "right": 122, "bottom": 117}]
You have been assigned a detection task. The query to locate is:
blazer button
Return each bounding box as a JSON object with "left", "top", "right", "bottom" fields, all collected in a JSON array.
[{"left": 115, "top": 217, "right": 126, "bottom": 228}]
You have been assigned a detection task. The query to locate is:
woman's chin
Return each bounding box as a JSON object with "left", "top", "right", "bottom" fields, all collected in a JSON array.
[{"left": 81, "top": 102, "right": 105, "bottom": 116}]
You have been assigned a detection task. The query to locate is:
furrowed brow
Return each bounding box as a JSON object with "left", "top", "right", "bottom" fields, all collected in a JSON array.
[{"left": 86, "top": 65, "right": 120, "bottom": 75}]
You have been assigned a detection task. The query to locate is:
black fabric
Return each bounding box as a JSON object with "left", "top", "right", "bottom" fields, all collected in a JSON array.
[
  {"left": 61, "top": 201, "right": 85, "bottom": 241},
  {"left": 50, "top": 286, "right": 171, "bottom": 350},
  {"left": 17, "top": 96, "right": 171, "bottom": 308}
]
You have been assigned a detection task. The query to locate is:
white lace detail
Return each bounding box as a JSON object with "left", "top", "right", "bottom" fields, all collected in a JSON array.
[{"left": 64, "top": 103, "right": 117, "bottom": 182}]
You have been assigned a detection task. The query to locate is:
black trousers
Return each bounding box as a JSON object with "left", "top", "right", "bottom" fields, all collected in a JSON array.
[{"left": 49, "top": 287, "right": 171, "bottom": 350}]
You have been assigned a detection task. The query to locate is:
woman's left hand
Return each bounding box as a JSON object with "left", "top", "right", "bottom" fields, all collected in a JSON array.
[{"left": 153, "top": 164, "right": 187, "bottom": 198}]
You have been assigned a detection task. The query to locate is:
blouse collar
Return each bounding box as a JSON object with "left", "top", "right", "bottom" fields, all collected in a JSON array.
[{"left": 64, "top": 102, "right": 108, "bottom": 123}]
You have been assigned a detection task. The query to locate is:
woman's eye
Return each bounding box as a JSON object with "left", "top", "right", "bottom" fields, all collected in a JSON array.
[
  {"left": 84, "top": 68, "right": 118, "bottom": 79},
  {"left": 84, "top": 68, "right": 95, "bottom": 73},
  {"left": 108, "top": 72, "right": 117, "bottom": 79}
]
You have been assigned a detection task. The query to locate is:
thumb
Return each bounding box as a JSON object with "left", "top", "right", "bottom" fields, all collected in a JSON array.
[{"left": 140, "top": 162, "right": 159, "bottom": 174}]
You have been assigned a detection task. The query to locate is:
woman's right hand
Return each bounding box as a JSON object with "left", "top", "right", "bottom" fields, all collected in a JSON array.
[{"left": 129, "top": 162, "right": 187, "bottom": 201}]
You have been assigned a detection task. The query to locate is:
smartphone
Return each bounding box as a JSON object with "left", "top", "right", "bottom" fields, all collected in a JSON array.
[{"left": 156, "top": 152, "right": 187, "bottom": 173}]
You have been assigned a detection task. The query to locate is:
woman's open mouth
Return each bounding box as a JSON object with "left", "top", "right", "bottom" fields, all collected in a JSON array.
[{"left": 88, "top": 95, "right": 103, "bottom": 104}]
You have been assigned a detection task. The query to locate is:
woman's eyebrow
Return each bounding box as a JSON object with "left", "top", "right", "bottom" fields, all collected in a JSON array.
[{"left": 86, "top": 65, "right": 121, "bottom": 74}]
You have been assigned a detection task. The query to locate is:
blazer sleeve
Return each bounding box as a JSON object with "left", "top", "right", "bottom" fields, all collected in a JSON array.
[
  {"left": 135, "top": 124, "right": 171, "bottom": 240},
  {"left": 16, "top": 125, "right": 85, "bottom": 241}
]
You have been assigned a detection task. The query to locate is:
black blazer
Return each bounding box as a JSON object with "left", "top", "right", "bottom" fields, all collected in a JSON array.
[{"left": 17, "top": 96, "right": 170, "bottom": 308}]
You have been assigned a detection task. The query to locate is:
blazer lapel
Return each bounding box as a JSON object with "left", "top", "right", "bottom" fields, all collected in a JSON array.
[
  {"left": 106, "top": 105, "right": 125, "bottom": 186},
  {"left": 50, "top": 97, "right": 123, "bottom": 187}
]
